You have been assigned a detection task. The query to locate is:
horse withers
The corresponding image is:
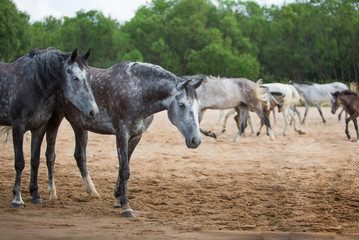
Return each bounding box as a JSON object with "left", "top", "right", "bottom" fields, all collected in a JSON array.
[
  {"left": 0, "top": 48, "right": 99, "bottom": 208},
  {"left": 331, "top": 90, "right": 359, "bottom": 141},
  {"left": 44, "top": 62, "right": 202, "bottom": 217}
]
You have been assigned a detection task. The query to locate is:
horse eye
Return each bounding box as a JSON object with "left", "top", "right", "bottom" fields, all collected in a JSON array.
[
  {"left": 73, "top": 76, "right": 79, "bottom": 81},
  {"left": 179, "top": 103, "right": 185, "bottom": 108}
]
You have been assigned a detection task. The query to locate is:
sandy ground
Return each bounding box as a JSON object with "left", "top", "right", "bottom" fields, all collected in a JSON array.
[{"left": 1, "top": 107, "right": 359, "bottom": 240}]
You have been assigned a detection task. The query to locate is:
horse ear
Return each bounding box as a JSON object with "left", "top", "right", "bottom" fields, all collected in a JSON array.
[
  {"left": 192, "top": 78, "right": 203, "bottom": 89},
  {"left": 82, "top": 48, "right": 91, "bottom": 61},
  {"left": 70, "top": 48, "right": 78, "bottom": 63},
  {"left": 331, "top": 92, "right": 334, "bottom": 96},
  {"left": 177, "top": 80, "right": 191, "bottom": 90}
]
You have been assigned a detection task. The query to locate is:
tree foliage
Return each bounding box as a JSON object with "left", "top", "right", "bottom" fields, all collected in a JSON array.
[
  {"left": 1, "top": 0, "right": 358, "bottom": 83},
  {"left": 0, "top": 0, "right": 31, "bottom": 61}
]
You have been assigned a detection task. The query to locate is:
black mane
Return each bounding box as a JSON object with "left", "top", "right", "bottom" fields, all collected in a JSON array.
[
  {"left": 29, "top": 48, "right": 87, "bottom": 91},
  {"left": 341, "top": 89, "right": 357, "bottom": 96}
]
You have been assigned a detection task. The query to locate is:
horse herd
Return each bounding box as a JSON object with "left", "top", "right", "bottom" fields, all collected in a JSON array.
[{"left": 1, "top": 48, "right": 358, "bottom": 218}]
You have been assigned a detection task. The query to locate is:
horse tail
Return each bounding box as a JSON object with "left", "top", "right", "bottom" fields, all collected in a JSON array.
[
  {"left": 288, "top": 85, "right": 301, "bottom": 105},
  {"left": 254, "top": 79, "right": 271, "bottom": 110},
  {"left": 0, "top": 126, "right": 13, "bottom": 143},
  {"left": 350, "top": 82, "right": 357, "bottom": 92}
]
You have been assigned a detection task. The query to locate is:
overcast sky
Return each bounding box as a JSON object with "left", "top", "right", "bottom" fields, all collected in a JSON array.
[{"left": 13, "top": 0, "right": 295, "bottom": 24}]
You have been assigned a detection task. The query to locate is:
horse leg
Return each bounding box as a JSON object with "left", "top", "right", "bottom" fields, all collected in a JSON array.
[
  {"left": 338, "top": 107, "right": 345, "bottom": 121},
  {"left": 289, "top": 106, "right": 305, "bottom": 135},
  {"left": 353, "top": 119, "right": 359, "bottom": 141},
  {"left": 11, "top": 122, "right": 26, "bottom": 208},
  {"left": 272, "top": 107, "right": 277, "bottom": 125},
  {"left": 221, "top": 109, "right": 236, "bottom": 133},
  {"left": 29, "top": 127, "right": 46, "bottom": 204},
  {"left": 200, "top": 128, "right": 217, "bottom": 139},
  {"left": 292, "top": 105, "right": 303, "bottom": 125},
  {"left": 256, "top": 109, "right": 275, "bottom": 141},
  {"left": 315, "top": 104, "right": 326, "bottom": 123},
  {"left": 114, "top": 134, "right": 136, "bottom": 217},
  {"left": 345, "top": 117, "right": 351, "bottom": 140},
  {"left": 199, "top": 109, "right": 216, "bottom": 138},
  {"left": 233, "top": 105, "right": 248, "bottom": 142},
  {"left": 247, "top": 114, "right": 255, "bottom": 136},
  {"left": 282, "top": 107, "right": 290, "bottom": 136},
  {"left": 45, "top": 113, "right": 64, "bottom": 200},
  {"left": 302, "top": 103, "right": 310, "bottom": 124},
  {"left": 71, "top": 123, "right": 100, "bottom": 198},
  {"left": 216, "top": 110, "right": 224, "bottom": 124}
]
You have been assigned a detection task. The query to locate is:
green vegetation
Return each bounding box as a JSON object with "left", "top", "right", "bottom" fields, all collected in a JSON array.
[{"left": 1, "top": 0, "right": 358, "bottom": 83}]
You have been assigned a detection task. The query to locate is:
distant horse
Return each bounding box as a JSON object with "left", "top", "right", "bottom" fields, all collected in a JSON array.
[
  {"left": 42, "top": 62, "right": 202, "bottom": 217},
  {"left": 331, "top": 90, "right": 359, "bottom": 141},
  {"left": 0, "top": 48, "right": 99, "bottom": 208},
  {"left": 221, "top": 93, "right": 284, "bottom": 135},
  {"left": 183, "top": 75, "right": 275, "bottom": 141},
  {"left": 262, "top": 83, "right": 304, "bottom": 136},
  {"left": 289, "top": 81, "right": 349, "bottom": 123}
]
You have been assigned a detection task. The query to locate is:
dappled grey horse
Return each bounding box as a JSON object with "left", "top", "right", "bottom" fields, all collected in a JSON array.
[
  {"left": 183, "top": 75, "right": 275, "bottom": 141},
  {"left": 44, "top": 62, "right": 202, "bottom": 217},
  {"left": 0, "top": 48, "right": 99, "bottom": 208},
  {"left": 289, "top": 81, "right": 348, "bottom": 123}
]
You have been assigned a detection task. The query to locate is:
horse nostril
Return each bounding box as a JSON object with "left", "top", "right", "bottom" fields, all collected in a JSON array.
[
  {"left": 191, "top": 137, "right": 200, "bottom": 145},
  {"left": 89, "top": 110, "right": 95, "bottom": 118}
]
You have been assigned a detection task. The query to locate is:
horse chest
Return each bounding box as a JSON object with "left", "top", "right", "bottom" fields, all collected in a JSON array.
[{"left": 128, "top": 116, "right": 154, "bottom": 138}]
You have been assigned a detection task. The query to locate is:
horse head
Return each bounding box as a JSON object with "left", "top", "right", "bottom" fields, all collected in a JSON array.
[
  {"left": 331, "top": 91, "right": 341, "bottom": 114},
  {"left": 167, "top": 79, "right": 203, "bottom": 149},
  {"left": 62, "top": 49, "right": 99, "bottom": 121}
]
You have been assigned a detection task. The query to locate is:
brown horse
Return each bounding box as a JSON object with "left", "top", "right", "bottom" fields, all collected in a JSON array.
[{"left": 331, "top": 90, "right": 359, "bottom": 141}]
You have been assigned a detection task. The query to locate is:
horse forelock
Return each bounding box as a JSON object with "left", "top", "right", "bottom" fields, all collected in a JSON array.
[
  {"left": 31, "top": 48, "right": 89, "bottom": 91},
  {"left": 183, "top": 82, "right": 198, "bottom": 101}
]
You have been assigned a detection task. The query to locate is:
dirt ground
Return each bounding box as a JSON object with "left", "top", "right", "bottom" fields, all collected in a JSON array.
[{"left": 1, "top": 107, "right": 359, "bottom": 240}]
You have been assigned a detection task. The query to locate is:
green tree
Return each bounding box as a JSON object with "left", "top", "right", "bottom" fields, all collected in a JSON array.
[
  {"left": 30, "top": 16, "right": 63, "bottom": 49},
  {"left": 0, "top": 0, "right": 31, "bottom": 61},
  {"left": 60, "top": 10, "right": 122, "bottom": 67}
]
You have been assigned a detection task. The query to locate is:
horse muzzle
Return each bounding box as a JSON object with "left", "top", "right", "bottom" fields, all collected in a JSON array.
[
  {"left": 82, "top": 104, "right": 99, "bottom": 121},
  {"left": 186, "top": 136, "right": 201, "bottom": 149}
]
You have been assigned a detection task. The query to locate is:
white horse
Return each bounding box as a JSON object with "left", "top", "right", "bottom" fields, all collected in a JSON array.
[
  {"left": 182, "top": 75, "right": 276, "bottom": 141},
  {"left": 262, "top": 83, "right": 304, "bottom": 136},
  {"left": 289, "top": 81, "right": 349, "bottom": 123}
]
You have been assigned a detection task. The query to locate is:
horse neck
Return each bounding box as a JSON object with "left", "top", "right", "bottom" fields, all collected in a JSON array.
[{"left": 340, "top": 94, "right": 356, "bottom": 106}]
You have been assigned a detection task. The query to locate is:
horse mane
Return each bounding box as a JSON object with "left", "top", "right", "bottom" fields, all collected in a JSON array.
[
  {"left": 340, "top": 89, "right": 357, "bottom": 96},
  {"left": 29, "top": 48, "right": 88, "bottom": 91},
  {"left": 130, "top": 62, "right": 198, "bottom": 100}
]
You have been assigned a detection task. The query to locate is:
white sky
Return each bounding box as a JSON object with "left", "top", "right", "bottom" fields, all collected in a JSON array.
[{"left": 13, "top": 0, "right": 295, "bottom": 24}]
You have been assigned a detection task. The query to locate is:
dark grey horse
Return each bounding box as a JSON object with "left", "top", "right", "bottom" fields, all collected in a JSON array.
[
  {"left": 43, "top": 62, "right": 202, "bottom": 217},
  {"left": 0, "top": 48, "right": 99, "bottom": 208}
]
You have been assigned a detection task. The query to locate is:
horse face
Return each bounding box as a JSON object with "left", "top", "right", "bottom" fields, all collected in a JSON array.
[
  {"left": 331, "top": 92, "right": 341, "bottom": 114},
  {"left": 62, "top": 49, "right": 99, "bottom": 121},
  {"left": 167, "top": 83, "right": 201, "bottom": 149}
]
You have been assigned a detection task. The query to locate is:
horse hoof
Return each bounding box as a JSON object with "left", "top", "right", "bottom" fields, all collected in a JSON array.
[
  {"left": 31, "top": 198, "right": 43, "bottom": 205},
  {"left": 121, "top": 210, "right": 136, "bottom": 218},
  {"left": 221, "top": 129, "right": 226, "bottom": 133},
  {"left": 11, "top": 202, "right": 24, "bottom": 208}
]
